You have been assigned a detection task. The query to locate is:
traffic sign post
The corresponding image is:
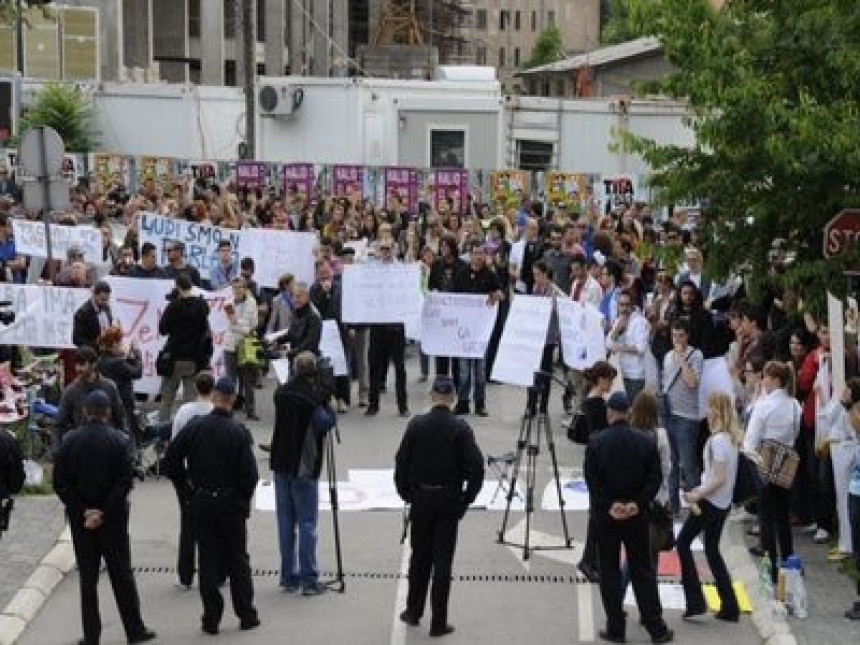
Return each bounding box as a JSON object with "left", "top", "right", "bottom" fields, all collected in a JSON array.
[
  {"left": 823, "top": 208, "right": 860, "bottom": 259},
  {"left": 18, "top": 125, "right": 66, "bottom": 263}
]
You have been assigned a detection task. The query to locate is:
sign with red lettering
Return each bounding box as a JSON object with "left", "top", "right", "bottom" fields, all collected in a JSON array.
[{"left": 823, "top": 209, "right": 860, "bottom": 259}]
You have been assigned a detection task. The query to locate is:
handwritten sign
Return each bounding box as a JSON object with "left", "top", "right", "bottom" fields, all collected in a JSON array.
[
  {"left": 240, "top": 228, "right": 317, "bottom": 288},
  {"left": 598, "top": 173, "right": 638, "bottom": 215},
  {"left": 341, "top": 263, "right": 422, "bottom": 325},
  {"left": 12, "top": 220, "right": 106, "bottom": 265},
  {"left": 490, "top": 295, "right": 552, "bottom": 387},
  {"left": 558, "top": 299, "right": 606, "bottom": 370},
  {"left": 420, "top": 293, "right": 498, "bottom": 358},
  {"left": 320, "top": 320, "right": 348, "bottom": 376},
  {"left": 0, "top": 284, "right": 89, "bottom": 348}
]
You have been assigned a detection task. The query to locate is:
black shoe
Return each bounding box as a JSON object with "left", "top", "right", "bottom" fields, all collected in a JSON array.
[
  {"left": 399, "top": 610, "right": 420, "bottom": 627},
  {"left": 302, "top": 583, "right": 327, "bottom": 596},
  {"left": 399, "top": 406, "right": 411, "bottom": 418},
  {"left": 598, "top": 631, "right": 626, "bottom": 643},
  {"left": 246, "top": 412, "right": 260, "bottom": 422},
  {"left": 474, "top": 407, "right": 488, "bottom": 417},
  {"left": 454, "top": 403, "right": 469, "bottom": 415},
  {"left": 364, "top": 405, "right": 379, "bottom": 416},
  {"left": 201, "top": 624, "right": 218, "bottom": 636},
  {"left": 682, "top": 606, "right": 707, "bottom": 619},
  {"left": 651, "top": 629, "right": 674, "bottom": 643},
  {"left": 715, "top": 609, "right": 739, "bottom": 622},
  {"left": 578, "top": 561, "right": 600, "bottom": 583},
  {"left": 258, "top": 442, "right": 271, "bottom": 452},
  {"left": 240, "top": 617, "right": 261, "bottom": 631},
  {"left": 845, "top": 606, "right": 860, "bottom": 620},
  {"left": 748, "top": 546, "right": 764, "bottom": 557},
  {"left": 128, "top": 628, "right": 157, "bottom": 643},
  {"left": 429, "top": 625, "right": 455, "bottom": 637}
]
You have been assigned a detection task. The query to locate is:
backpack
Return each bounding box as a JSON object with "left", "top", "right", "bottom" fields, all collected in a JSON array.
[{"left": 311, "top": 402, "right": 337, "bottom": 437}]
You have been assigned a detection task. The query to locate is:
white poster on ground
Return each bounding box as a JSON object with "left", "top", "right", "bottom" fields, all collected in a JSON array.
[
  {"left": 340, "top": 263, "right": 422, "bottom": 325},
  {"left": 104, "top": 277, "right": 232, "bottom": 395},
  {"left": 557, "top": 299, "right": 606, "bottom": 370},
  {"left": 12, "top": 220, "right": 106, "bottom": 265},
  {"left": 490, "top": 295, "right": 552, "bottom": 387},
  {"left": 320, "top": 320, "right": 348, "bottom": 377},
  {"left": 0, "top": 283, "right": 89, "bottom": 347},
  {"left": 420, "top": 293, "right": 498, "bottom": 359}
]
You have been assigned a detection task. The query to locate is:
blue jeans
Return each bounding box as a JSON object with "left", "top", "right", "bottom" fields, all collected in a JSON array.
[
  {"left": 273, "top": 472, "right": 319, "bottom": 587},
  {"left": 457, "top": 358, "right": 486, "bottom": 409},
  {"left": 666, "top": 415, "right": 701, "bottom": 513}
]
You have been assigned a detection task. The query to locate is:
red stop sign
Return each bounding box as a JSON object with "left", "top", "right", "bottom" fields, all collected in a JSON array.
[{"left": 824, "top": 209, "right": 860, "bottom": 258}]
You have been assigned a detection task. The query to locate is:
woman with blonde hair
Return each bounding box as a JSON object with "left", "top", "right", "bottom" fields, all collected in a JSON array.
[{"left": 676, "top": 391, "right": 742, "bottom": 622}]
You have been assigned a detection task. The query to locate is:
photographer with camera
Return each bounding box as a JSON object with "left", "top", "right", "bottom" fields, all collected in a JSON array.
[
  {"left": 0, "top": 426, "right": 25, "bottom": 539},
  {"left": 270, "top": 351, "right": 334, "bottom": 596}
]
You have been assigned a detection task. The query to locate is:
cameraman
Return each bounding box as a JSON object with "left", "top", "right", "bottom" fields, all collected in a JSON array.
[
  {"left": 0, "top": 427, "right": 25, "bottom": 538},
  {"left": 270, "top": 351, "right": 331, "bottom": 596}
]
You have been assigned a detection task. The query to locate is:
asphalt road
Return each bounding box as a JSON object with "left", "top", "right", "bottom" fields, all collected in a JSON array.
[{"left": 17, "top": 357, "right": 761, "bottom": 644}]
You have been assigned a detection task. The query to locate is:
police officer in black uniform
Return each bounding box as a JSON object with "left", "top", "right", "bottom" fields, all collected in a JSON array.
[
  {"left": 584, "top": 391, "right": 673, "bottom": 644},
  {"left": 163, "top": 377, "right": 260, "bottom": 636},
  {"left": 0, "top": 426, "right": 25, "bottom": 538},
  {"left": 395, "top": 376, "right": 484, "bottom": 637},
  {"left": 52, "top": 390, "right": 156, "bottom": 645}
]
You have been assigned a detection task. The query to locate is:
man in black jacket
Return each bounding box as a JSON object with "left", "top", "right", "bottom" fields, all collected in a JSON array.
[
  {"left": 427, "top": 235, "right": 466, "bottom": 381},
  {"left": 285, "top": 282, "right": 322, "bottom": 360},
  {"left": 53, "top": 390, "right": 156, "bottom": 645},
  {"left": 157, "top": 275, "right": 211, "bottom": 422},
  {"left": 271, "top": 351, "right": 328, "bottom": 595},
  {"left": 0, "top": 427, "right": 25, "bottom": 539},
  {"left": 395, "top": 377, "right": 484, "bottom": 637},
  {"left": 584, "top": 392, "right": 673, "bottom": 644},
  {"left": 163, "top": 378, "right": 260, "bottom": 635},
  {"left": 72, "top": 281, "right": 114, "bottom": 350}
]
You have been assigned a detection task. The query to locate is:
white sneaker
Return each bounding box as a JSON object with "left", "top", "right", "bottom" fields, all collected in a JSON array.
[{"left": 813, "top": 528, "right": 830, "bottom": 544}]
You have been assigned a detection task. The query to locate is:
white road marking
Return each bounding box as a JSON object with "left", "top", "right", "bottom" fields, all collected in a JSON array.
[
  {"left": 577, "top": 581, "right": 595, "bottom": 642},
  {"left": 390, "top": 538, "right": 412, "bottom": 645}
]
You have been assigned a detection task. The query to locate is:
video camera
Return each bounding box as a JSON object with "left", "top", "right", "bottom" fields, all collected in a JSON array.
[
  {"left": 0, "top": 300, "right": 15, "bottom": 326},
  {"left": 313, "top": 356, "right": 337, "bottom": 404}
]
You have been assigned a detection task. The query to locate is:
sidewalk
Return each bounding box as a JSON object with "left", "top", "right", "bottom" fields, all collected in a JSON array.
[{"left": 0, "top": 497, "right": 65, "bottom": 612}]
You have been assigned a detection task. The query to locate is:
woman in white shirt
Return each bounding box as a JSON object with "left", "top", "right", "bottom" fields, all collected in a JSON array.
[
  {"left": 743, "top": 360, "right": 801, "bottom": 574},
  {"left": 677, "top": 392, "right": 742, "bottom": 621}
]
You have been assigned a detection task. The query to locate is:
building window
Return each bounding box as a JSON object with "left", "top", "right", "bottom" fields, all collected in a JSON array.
[
  {"left": 476, "top": 45, "right": 487, "bottom": 65},
  {"left": 515, "top": 10, "right": 521, "bottom": 30},
  {"left": 548, "top": 10, "right": 555, "bottom": 28},
  {"left": 498, "top": 47, "right": 505, "bottom": 68},
  {"left": 475, "top": 9, "right": 487, "bottom": 30},
  {"left": 532, "top": 10, "right": 537, "bottom": 31},
  {"left": 431, "top": 130, "right": 466, "bottom": 168},
  {"left": 517, "top": 140, "right": 554, "bottom": 171},
  {"left": 500, "top": 10, "right": 509, "bottom": 31},
  {"left": 224, "top": 0, "right": 235, "bottom": 39},
  {"left": 514, "top": 47, "right": 520, "bottom": 67},
  {"left": 556, "top": 79, "right": 565, "bottom": 96},
  {"left": 188, "top": 0, "right": 201, "bottom": 38},
  {"left": 257, "top": 0, "right": 265, "bottom": 42}
]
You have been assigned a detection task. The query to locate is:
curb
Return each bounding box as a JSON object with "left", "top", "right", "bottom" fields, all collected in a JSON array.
[
  {"left": 726, "top": 514, "right": 797, "bottom": 645},
  {"left": 0, "top": 525, "right": 74, "bottom": 645}
]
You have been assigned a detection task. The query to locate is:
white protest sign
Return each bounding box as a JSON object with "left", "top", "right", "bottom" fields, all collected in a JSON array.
[
  {"left": 12, "top": 219, "right": 107, "bottom": 265},
  {"left": 105, "top": 277, "right": 232, "bottom": 394},
  {"left": 509, "top": 240, "right": 526, "bottom": 292},
  {"left": 420, "top": 292, "right": 498, "bottom": 359},
  {"left": 490, "top": 295, "right": 552, "bottom": 387},
  {"left": 137, "top": 212, "right": 315, "bottom": 287},
  {"left": 320, "top": 320, "right": 348, "bottom": 377},
  {"left": 828, "top": 292, "right": 846, "bottom": 397},
  {"left": 340, "top": 263, "right": 422, "bottom": 325},
  {"left": 698, "top": 357, "right": 734, "bottom": 420},
  {"left": 558, "top": 299, "right": 606, "bottom": 370},
  {"left": 0, "top": 283, "right": 89, "bottom": 347}
]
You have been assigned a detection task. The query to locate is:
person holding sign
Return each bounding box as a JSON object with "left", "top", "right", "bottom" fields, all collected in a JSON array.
[
  {"left": 452, "top": 245, "right": 504, "bottom": 417},
  {"left": 526, "top": 260, "right": 565, "bottom": 416},
  {"left": 164, "top": 241, "right": 203, "bottom": 289}
]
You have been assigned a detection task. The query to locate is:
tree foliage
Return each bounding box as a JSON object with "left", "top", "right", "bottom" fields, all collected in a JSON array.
[
  {"left": 619, "top": 0, "right": 860, "bottom": 312},
  {"left": 525, "top": 26, "right": 565, "bottom": 69},
  {"left": 17, "top": 83, "right": 97, "bottom": 152},
  {"left": 601, "top": 0, "right": 650, "bottom": 45}
]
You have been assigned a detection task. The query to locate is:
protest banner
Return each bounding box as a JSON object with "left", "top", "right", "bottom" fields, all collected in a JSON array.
[
  {"left": 341, "top": 263, "right": 422, "bottom": 325},
  {"left": 384, "top": 166, "right": 418, "bottom": 214},
  {"left": 828, "top": 292, "right": 846, "bottom": 396},
  {"left": 333, "top": 165, "right": 364, "bottom": 204},
  {"left": 557, "top": 299, "right": 606, "bottom": 371},
  {"left": 283, "top": 163, "right": 316, "bottom": 206},
  {"left": 420, "top": 293, "right": 498, "bottom": 359},
  {"left": 137, "top": 212, "right": 315, "bottom": 286},
  {"left": 0, "top": 284, "right": 89, "bottom": 348},
  {"left": 598, "top": 173, "right": 638, "bottom": 215},
  {"left": 12, "top": 220, "right": 107, "bottom": 265},
  {"left": 235, "top": 161, "right": 268, "bottom": 189},
  {"left": 698, "top": 357, "right": 734, "bottom": 420},
  {"left": 139, "top": 156, "right": 174, "bottom": 192},
  {"left": 92, "top": 153, "right": 131, "bottom": 193},
  {"left": 547, "top": 172, "right": 589, "bottom": 211},
  {"left": 433, "top": 168, "right": 470, "bottom": 215},
  {"left": 491, "top": 170, "right": 529, "bottom": 208},
  {"left": 105, "top": 277, "right": 232, "bottom": 395},
  {"left": 320, "top": 320, "right": 348, "bottom": 377},
  {"left": 490, "top": 295, "right": 552, "bottom": 387}
]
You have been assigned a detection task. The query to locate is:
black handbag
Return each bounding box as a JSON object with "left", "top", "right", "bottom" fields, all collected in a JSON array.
[
  {"left": 567, "top": 412, "right": 588, "bottom": 444},
  {"left": 648, "top": 500, "right": 675, "bottom": 551},
  {"left": 155, "top": 348, "right": 174, "bottom": 377},
  {"left": 733, "top": 451, "right": 762, "bottom": 505}
]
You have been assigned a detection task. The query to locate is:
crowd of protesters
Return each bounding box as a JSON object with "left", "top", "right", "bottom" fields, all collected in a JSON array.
[{"left": 0, "top": 159, "right": 859, "bottom": 633}]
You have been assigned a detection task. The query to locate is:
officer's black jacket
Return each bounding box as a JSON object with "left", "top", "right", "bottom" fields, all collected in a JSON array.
[
  {"left": 583, "top": 420, "right": 661, "bottom": 516},
  {"left": 53, "top": 423, "right": 133, "bottom": 524},
  {"left": 0, "top": 429, "right": 25, "bottom": 499},
  {"left": 163, "top": 408, "right": 258, "bottom": 511},
  {"left": 394, "top": 406, "right": 484, "bottom": 504}
]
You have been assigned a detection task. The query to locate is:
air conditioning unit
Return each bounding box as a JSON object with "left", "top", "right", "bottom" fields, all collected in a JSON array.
[{"left": 258, "top": 82, "right": 304, "bottom": 118}]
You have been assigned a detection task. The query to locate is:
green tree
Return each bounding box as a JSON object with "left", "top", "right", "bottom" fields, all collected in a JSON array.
[
  {"left": 17, "top": 83, "right": 97, "bottom": 152},
  {"left": 618, "top": 0, "right": 860, "bottom": 311},
  {"left": 601, "top": 0, "right": 646, "bottom": 44},
  {"left": 524, "top": 26, "right": 565, "bottom": 69}
]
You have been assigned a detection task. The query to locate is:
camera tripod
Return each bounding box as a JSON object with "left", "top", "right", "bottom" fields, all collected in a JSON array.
[
  {"left": 497, "top": 371, "right": 573, "bottom": 560},
  {"left": 321, "top": 419, "right": 346, "bottom": 593}
]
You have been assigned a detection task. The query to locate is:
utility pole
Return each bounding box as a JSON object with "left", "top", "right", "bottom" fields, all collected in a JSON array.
[
  {"left": 241, "top": 0, "right": 255, "bottom": 159},
  {"left": 13, "top": 0, "right": 24, "bottom": 136}
]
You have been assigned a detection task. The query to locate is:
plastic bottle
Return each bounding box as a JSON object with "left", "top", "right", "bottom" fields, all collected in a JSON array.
[
  {"left": 760, "top": 551, "right": 774, "bottom": 600},
  {"left": 786, "top": 556, "right": 808, "bottom": 619}
]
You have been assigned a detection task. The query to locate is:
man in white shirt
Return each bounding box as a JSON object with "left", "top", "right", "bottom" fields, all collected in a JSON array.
[
  {"left": 171, "top": 371, "right": 215, "bottom": 589},
  {"left": 607, "top": 290, "right": 651, "bottom": 402}
]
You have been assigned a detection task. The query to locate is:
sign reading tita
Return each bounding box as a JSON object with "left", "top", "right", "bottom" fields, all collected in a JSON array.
[{"left": 824, "top": 209, "right": 860, "bottom": 258}]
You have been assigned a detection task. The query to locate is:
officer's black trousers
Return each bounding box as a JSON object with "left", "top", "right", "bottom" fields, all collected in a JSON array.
[
  {"left": 595, "top": 512, "right": 665, "bottom": 639},
  {"left": 406, "top": 492, "right": 460, "bottom": 631},
  {"left": 369, "top": 325, "right": 407, "bottom": 408},
  {"left": 193, "top": 495, "right": 257, "bottom": 629},
  {"left": 70, "top": 513, "right": 147, "bottom": 645},
  {"left": 176, "top": 491, "right": 197, "bottom": 586}
]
